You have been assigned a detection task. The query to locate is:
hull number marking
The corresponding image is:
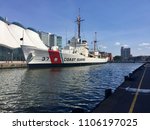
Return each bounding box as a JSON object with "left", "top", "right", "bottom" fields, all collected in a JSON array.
[{"left": 42, "top": 57, "right": 49, "bottom": 61}]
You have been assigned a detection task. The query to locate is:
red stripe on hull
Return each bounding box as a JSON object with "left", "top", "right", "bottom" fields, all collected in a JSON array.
[{"left": 48, "top": 50, "right": 62, "bottom": 64}]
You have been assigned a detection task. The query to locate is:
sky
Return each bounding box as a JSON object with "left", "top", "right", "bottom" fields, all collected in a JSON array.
[{"left": 0, "top": 0, "right": 150, "bottom": 56}]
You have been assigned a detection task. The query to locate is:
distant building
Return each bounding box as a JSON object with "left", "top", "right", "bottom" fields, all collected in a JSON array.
[
  {"left": 39, "top": 32, "right": 62, "bottom": 49},
  {"left": 107, "top": 53, "right": 113, "bottom": 61},
  {"left": 39, "top": 32, "right": 51, "bottom": 47},
  {"left": 49, "top": 34, "right": 62, "bottom": 49},
  {"left": 121, "top": 47, "right": 131, "bottom": 61},
  {"left": 49, "top": 34, "right": 57, "bottom": 47},
  {"left": 57, "top": 36, "right": 62, "bottom": 49},
  {"left": 131, "top": 56, "right": 150, "bottom": 63},
  {"left": 99, "top": 52, "right": 113, "bottom": 61}
]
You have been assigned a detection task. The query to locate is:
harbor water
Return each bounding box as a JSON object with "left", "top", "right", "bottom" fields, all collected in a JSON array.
[{"left": 0, "top": 63, "right": 142, "bottom": 113}]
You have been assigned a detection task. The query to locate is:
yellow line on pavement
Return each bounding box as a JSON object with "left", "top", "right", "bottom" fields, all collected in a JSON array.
[{"left": 129, "top": 66, "right": 147, "bottom": 113}]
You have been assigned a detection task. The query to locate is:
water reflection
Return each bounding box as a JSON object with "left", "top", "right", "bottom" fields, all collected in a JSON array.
[{"left": 0, "top": 63, "right": 142, "bottom": 112}]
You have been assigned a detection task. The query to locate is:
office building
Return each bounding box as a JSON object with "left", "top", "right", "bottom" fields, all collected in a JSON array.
[
  {"left": 49, "top": 34, "right": 62, "bottom": 49},
  {"left": 56, "top": 36, "right": 62, "bottom": 49},
  {"left": 39, "top": 32, "right": 51, "bottom": 47},
  {"left": 121, "top": 47, "right": 131, "bottom": 61},
  {"left": 49, "top": 34, "right": 57, "bottom": 47},
  {"left": 39, "top": 32, "right": 62, "bottom": 49}
]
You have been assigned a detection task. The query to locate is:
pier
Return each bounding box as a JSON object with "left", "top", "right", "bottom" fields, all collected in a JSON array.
[
  {"left": 0, "top": 61, "right": 27, "bottom": 69},
  {"left": 93, "top": 62, "right": 150, "bottom": 113}
]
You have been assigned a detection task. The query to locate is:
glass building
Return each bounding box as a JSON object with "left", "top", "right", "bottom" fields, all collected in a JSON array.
[
  {"left": 49, "top": 34, "right": 62, "bottom": 49},
  {"left": 0, "top": 46, "right": 25, "bottom": 61},
  {"left": 49, "top": 34, "right": 57, "bottom": 47},
  {"left": 39, "top": 32, "right": 62, "bottom": 49},
  {"left": 39, "top": 32, "right": 50, "bottom": 47},
  {"left": 57, "top": 36, "right": 62, "bottom": 49}
]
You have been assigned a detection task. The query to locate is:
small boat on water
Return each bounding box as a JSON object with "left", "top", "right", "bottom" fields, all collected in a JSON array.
[{"left": 21, "top": 14, "right": 108, "bottom": 68}]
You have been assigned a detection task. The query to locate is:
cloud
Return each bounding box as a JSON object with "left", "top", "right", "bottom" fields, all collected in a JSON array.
[
  {"left": 114, "top": 42, "right": 129, "bottom": 48},
  {"left": 122, "top": 44, "right": 129, "bottom": 48},
  {"left": 139, "top": 42, "right": 150, "bottom": 47},
  {"left": 98, "top": 45, "right": 107, "bottom": 50},
  {"left": 137, "top": 48, "right": 142, "bottom": 51},
  {"left": 115, "top": 42, "right": 121, "bottom": 46}
]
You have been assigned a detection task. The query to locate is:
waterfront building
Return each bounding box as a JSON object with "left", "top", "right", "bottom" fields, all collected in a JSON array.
[
  {"left": 121, "top": 47, "right": 131, "bottom": 61},
  {"left": 107, "top": 53, "right": 113, "bottom": 61},
  {"left": 0, "top": 17, "right": 24, "bottom": 61},
  {"left": 0, "top": 16, "right": 47, "bottom": 61},
  {"left": 99, "top": 52, "right": 113, "bottom": 61}
]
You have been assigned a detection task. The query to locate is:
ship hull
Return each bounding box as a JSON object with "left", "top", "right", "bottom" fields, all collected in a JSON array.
[
  {"left": 27, "top": 62, "right": 106, "bottom": 68},
  {"left": 21, "top": 45, "right": 108, "bottom": 68}
]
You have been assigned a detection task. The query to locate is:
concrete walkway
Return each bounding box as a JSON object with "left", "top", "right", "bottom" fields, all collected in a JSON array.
[
  {"left": 93, "top": 63, "right": 150, "bottom": 113},
  {"left": 0, "top": 61, "right": 27, "bottom": 69}
]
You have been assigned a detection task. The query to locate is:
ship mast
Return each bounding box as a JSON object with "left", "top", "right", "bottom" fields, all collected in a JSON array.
[
  {"left": 76, "top": 9, "right": 84, "bottom": 43},
  {"left": 94, "top": 32, "right": 97, "bottom": 52}
]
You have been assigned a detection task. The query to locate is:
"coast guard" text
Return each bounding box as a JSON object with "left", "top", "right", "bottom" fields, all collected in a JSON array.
[{"left": 64, "top": 58, "right": 85, "bottom": 61}]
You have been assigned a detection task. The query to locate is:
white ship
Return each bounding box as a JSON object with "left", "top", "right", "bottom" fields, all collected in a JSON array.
[{"left": 21, "top": 14, "right": 108, "bottom": 68}]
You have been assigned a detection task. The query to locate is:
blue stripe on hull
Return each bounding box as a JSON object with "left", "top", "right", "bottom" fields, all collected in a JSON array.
[{"left": 28, "top": 63, "right": 106, "bottom": 68}]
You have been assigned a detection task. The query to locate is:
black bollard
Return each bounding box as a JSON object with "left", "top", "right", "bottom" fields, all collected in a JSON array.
[
  {"left": 128, "top": 73, "right": 134, "bottom": 81},
  {"left": 124, "top": 76, "right": 129, "bottom": 81},
  {"left": 105, "top": 89, "right": 112, "bottom": 99},
  {"left": 129, "top": 73, "right": 132, "bottom": 78}
]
